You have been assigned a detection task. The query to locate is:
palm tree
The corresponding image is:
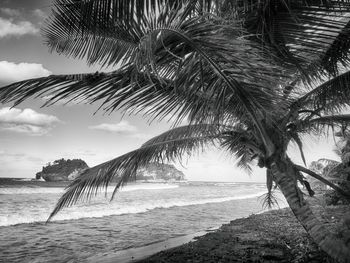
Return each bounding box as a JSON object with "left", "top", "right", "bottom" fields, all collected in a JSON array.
[{"left": 1, "top": 0, "right": 350, "bottom": 261}]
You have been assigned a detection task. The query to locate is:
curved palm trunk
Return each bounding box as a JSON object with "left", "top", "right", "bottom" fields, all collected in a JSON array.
[{"left": 270, "top": 162, "right": 350, "bottom": 263}]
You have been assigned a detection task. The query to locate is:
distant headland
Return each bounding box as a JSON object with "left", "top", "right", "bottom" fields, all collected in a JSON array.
[
  {"left": 35, "top": 158, "right": 89, "bottom": 182},
  {"left": 35, "top": 158, "right": 186, "bottom": 182}
]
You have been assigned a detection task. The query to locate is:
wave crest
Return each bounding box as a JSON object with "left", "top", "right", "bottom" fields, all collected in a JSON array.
[{"left": 0, "top": 191, "right": 266, "bottom": 226}]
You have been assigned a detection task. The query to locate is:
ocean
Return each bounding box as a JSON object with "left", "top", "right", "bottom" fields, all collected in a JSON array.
[{"left": 0, "top": 179, "right": 286, "bottom": 263}]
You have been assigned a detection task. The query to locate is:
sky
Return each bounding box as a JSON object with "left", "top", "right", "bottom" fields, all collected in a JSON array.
[{"left": 0, "top": 0, "right": 341, "bottom": 182}]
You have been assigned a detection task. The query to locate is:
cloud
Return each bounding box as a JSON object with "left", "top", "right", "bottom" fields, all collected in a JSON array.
[
  {"left": 89, "top": 120, "right": 137, "bottom": 134},
  {"left": 0, "top": 107, "right": 62, "bottom": 136},
  {"left": 0, "top": 123, "right": 51, "bottom": 136},
  {"left": 0, "top": 150, "right": 44, "bottom": 173},
  {"left": 26, "top": 156, "right": 44, "bottom": 164},
  {"left": 77, "top": 150, "right": 97, "bottom": 157},
  {"left": 32, "top": 9, "right": 47, "bottom": 19},
  {"left": 0, "top": 107, "right": 60, "bottom": 126},
  {"left": 89, "top": 120, "right": 151, "bottom": 139},
  {"left": 0, "top": 17, "right": 39, "bottom": 38},
  {"left": 0, "top": 150, "right": 25, "bottom": 159},
  {"left": 0, "top": 8, "right": 20, "bottom": 17},
  {"left": 0, "top": 61, "right": 51, "bottom": 84}
]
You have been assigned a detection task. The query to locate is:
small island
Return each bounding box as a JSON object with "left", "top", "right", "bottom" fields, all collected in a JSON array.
[
  {"left": 35, "top": 159, "right": 186, "bottom": 182},
  {"left": 136, "top": 163, "right": 186, "bottom": 182},
  {"left": 35, "top": 158, "right": 89, "bottom": 182}
]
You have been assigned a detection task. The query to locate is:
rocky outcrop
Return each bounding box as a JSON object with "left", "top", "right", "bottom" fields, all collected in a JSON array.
[
  {"left": 136, "top": 163, "right": 186, "bottom": 181},
  {"left": 35, "top": 158, "right": 89, "bottom": 182},
  {"left": 36, "top": 159, "right": 185, "bottom": 182}
]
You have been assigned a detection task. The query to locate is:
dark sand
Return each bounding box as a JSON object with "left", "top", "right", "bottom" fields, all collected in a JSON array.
[{"left": 137, "top": 198, "right": 350, "bottom": 263}]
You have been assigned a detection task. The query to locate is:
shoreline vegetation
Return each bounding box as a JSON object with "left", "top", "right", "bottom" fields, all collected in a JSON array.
[{"left": 94, "top": 195, "right": 349, "bottom": 263}]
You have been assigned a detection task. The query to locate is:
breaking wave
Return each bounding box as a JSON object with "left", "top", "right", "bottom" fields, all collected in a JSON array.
[
  {"left": 0, "top": 183, "right": 179, "bottom": 195},
  {"left": 0, "top": 191, "right": 266, "bottom": 226}
]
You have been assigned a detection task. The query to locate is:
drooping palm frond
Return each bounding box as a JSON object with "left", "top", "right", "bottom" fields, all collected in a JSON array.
[
  {"left": 298, "top": 114, "right": 350, "bottom": 134},
  {"left": 225, "top": 0, "right": 350, "bottom": 100},
  {"left": 47, "top": 123, "right": 233, "bottom": 221},
  {"left": 290, "top": 132, "right": 307, "bottom": 166},
  {"left": 293, "top": 70, "right": 350, "bottom": 115},
  {"left": 295, "top": 164, "right": 350, "bottom": 200},
  {"left": 260, "top": 169, "right": 279, "bottom": 208},
  {"left": 44, "top": 0, "right": 220, "bottom": 67},
  {"left": 220, "top": 126, "right": 263, "bottom": 173},
  {"left": 1, "top": 17, "right": 288, "bottom": 158},
  {"left": 227, "top": 1, "right": 350, "bottom": 76},
  {"left": 260, "top": 191, "right": 280, "bottom": 209},
  {"left": 0, "top": 61, "right": 273, "bottom": 126},
  {"left": 142, "top": 123, "right": 229, "bottom": 147},
  {"left": 319, "top": 19, "right": 350, "bottom": 76},
  {"left": 1, "top": 0, "right": 292, "bottom": 158},
  {"left": 1, "top": 8, "right": 286, "bottom": 123},
  {"left": 317, "top": 158, "right": 340, "bottom": 167}
]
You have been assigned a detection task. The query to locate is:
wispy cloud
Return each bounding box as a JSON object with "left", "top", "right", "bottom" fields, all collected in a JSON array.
[
  {"left": 0, "top": 61, "right": 51, "bottom": 84},
  {"left": 0, "top": 17, "right": 39, "bottom": 38},
  {"left": 0, "top": 8, "right": 20, "bottom": 17},
  {"left": 32, "top": 9, "right": 47, "bottom": 19},
  {"left": 89, "top": 120, "right": 151, "bottom": 139},
  {"left": 0, "top": 107, "right": 62, "bottom": 136},
  {"left": 89, "top": 120, "right": 137, "bottom": 134},
  {"left": 0, "top": 149, "right": 45, "bottom": 173}
]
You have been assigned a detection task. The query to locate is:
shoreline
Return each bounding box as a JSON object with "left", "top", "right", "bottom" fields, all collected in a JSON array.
[
  {"left": 92, "top": 201, "right": 349, "bottom": 263},
  {"left": 88, "top": 207, "right": 287, "bottom": 263},
  {"left": 86, "top": 229, "right": 216, "bottom": 263}
]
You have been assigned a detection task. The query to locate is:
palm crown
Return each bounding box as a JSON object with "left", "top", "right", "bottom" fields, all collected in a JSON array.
[{"left": 1, "top": 0, "right": 350, "bottom": 261}]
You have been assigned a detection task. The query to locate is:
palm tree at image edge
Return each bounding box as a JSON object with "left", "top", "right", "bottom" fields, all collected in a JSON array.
[{"left": 1, "top": 0, "right": 350, "bottom": 261}]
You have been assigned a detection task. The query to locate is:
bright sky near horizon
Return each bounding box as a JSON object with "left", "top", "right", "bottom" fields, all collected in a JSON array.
[{"left": 0, "top": 0, "right": 341, "bottom": 182}]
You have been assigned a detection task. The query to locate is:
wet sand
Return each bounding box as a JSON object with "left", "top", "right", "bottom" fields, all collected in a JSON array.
[{"left": 133, "top": 199, "right": 349, "bottom": 263}]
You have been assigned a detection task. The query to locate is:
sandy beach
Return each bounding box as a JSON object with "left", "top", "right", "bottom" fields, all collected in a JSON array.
[{"left": 99, "top": 196, "right": 350, "bottom": 263}]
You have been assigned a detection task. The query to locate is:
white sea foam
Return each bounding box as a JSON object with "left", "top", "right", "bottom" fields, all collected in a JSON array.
[
  {"left": 214, "top": 182, "right": 238, "bottom": 186},
  {"left": 120, "top": 183, "right": 179, "bottom": 192},
  {"left": 0, "top": 183, "right": 179, "bottom": 195},
  {"left": 13, "top": 178, "right": 34, "bottom": 181},
  {"left": 0, "top": 191, "right": 266, "bottom": 226}
]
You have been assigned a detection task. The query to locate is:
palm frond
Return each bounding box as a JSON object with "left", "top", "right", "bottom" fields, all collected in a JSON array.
[
  {"left": 290, "top": 133, "right": 307, "bottom": 165},
  {"left": 298, "top": 114, "right": 350, "bottom": 133},
  {"left": 47, "top": 123, "right": 231, "bottom": 221},
  {"left": 4, "top": 0, "right": 290, "bottom": 157},
  {"left": 142, "top": 123, "right": 230, "bottom": 147},
  {"left": 1, "top": 15, "right": 287, "bottom": 143},
  {"left": 44, "top": 2, "right": 139, "bottom": 67},
  {"left": 260, "top": 191, "right": 280, "bottom": 209},
  {"left": 317, "top": 158, "right": 340, "bottom": 167},
  {"left": 294, "top": 70, "right": 350, "bottom": 115},
  {"left": 0, "top": 60, "right": 273, "bottom": 126},
  {"left": 235, "top": 152, "right": 254, "bottom": 174},
  {"left": 44, "top": 0, "right": 223, "bottom": 67},
  {"left": 260, "top": 169, "right": 279, "bottom": 209},
  {"left": 295, "top": 164, "right": 350, "bottom": 201},
  {"left": 220, "top": 127, "right": 263, "bottom": 173},
  {"left": 228, "top": 1, "right": 350, "bottom": 76},
  {"left": 320, "top": 19, "right": 350, "bottom": 75}
]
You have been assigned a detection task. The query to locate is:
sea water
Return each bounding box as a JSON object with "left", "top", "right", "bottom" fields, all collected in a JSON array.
[{"left": 0, "top": 180, "right": 285, "bottom": 263}]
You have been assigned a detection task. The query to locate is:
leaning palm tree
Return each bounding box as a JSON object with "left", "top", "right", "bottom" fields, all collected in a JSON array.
[{"left": 1, "top": 0, "right": 350, "bottom": 261}]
